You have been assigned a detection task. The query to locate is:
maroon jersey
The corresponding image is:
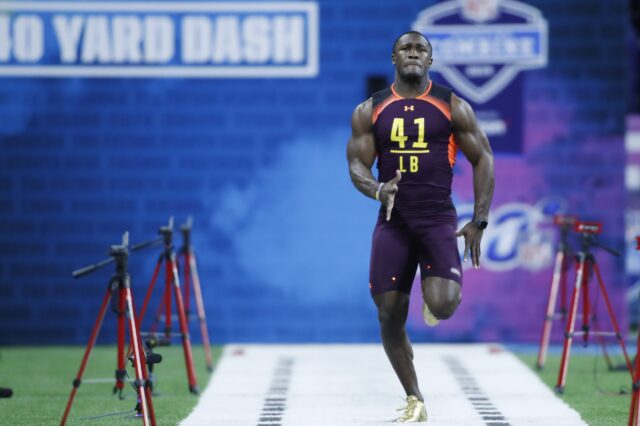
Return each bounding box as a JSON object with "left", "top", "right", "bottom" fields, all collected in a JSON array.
[{"left": 372, "top": 81, "right": 457, "bottom": 212}]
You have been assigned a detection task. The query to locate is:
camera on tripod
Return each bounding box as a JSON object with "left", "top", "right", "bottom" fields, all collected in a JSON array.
[
  {"left": 575, "top": 221, "right": 602, "bottom": 235},
  {"left": 552, "top": 219, "right": 631, "bottom": 393},
  {"left": 61, "top": 232, "right": 157, "bottom": 426}
]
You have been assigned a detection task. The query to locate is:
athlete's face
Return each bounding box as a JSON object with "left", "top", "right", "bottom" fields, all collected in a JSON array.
[{"left": 392, "top": 34, "right": 432, "bottom": 80}]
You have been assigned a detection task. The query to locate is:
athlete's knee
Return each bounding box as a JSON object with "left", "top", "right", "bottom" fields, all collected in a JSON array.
[
  {"left": 422, "top": 277, "right": 462, "bottom": 320},
  {"left": 431, "top": 301, "right": 458, "bottom": 320},
  {"left": 377, "top": 306, "right": 406, "bottom": 334},
  {"left": 428, "top": 293, "right": 461, "bottom": 320}
]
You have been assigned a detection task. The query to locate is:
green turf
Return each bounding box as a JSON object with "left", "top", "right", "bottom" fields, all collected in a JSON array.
[
  {"left": 517, "top": 353, "right": 633, "bottom": 426},
  {"left": 0, "top": 345, "right": 221, "bottom": 426},
  {"left": 0, "top": 346, "right": 633, "bottom": 425}
]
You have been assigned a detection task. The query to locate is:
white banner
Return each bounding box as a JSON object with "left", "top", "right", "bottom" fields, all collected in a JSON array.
[{"left": 0, "top": 1, "right": 319, "bottom": 78}]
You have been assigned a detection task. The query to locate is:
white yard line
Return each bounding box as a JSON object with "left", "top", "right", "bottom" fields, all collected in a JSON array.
[{"left": 181, "top": 344, "right": 586, "bottom": 426}]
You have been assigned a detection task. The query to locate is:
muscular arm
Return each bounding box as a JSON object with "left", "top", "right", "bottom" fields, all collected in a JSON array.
[
  {"left": 347, "top": 99, "right": 379, "bottom": 199},
  {"left": 451, "top": 94, "right": 495, "bottom": 267},
  {"left": 452, "top": 94, "right": 494, "bottom": 222}
]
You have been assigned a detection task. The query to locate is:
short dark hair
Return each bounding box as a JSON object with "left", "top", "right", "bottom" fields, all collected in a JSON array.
[{"left": 392, "top": 31, "right": 432, "bottom": 53}]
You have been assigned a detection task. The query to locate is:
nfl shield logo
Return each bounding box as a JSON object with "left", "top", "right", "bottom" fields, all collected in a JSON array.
[
  {"left": 413, "top": 0, "right": 548, "bottom": 104},
  {"left": 461, "top": 0, "right": 499, "bottom": 22}
]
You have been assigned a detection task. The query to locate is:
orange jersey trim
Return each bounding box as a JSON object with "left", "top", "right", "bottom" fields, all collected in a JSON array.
[
  {"left": 373, "top": 82, "right": 452, "bottom": 123},
  {"left": 417, "top": 93, "right": 452, "bottom": 121},
  {"left": 390, "top": 80, "right": 432, "bottom": 99},
  {"left": 372, "top": 94, "right": 401, "bottom": 124},
  {"left": 448, "top": 134, "right": 457, "bottom": 168},
  {"left": 374, "top": 81, "right": 435, "bottom": 124}
]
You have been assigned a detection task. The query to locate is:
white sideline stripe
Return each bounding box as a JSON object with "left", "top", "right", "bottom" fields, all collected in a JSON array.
[{"left": 181, "top": 344, "right": 587, "bottom": 426}]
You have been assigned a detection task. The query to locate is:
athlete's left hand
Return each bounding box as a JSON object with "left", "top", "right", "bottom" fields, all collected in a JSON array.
[{"left": 456, "top": 222, "right": 483, "bottom": 269}]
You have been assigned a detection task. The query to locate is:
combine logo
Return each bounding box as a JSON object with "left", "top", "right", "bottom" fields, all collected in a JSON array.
[{"left": 413, "top": 0, "right": 548, "bottom": 104}]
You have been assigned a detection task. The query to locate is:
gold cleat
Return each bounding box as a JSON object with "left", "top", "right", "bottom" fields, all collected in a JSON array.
[
  {"left": 395, "top": 395, "right": 428, "bottom": 423},
  {"left": 422, "top": 302, "right": 440, "bottom": 327}
]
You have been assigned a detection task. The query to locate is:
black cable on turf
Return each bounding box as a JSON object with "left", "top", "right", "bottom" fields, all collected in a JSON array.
[
  {"left": 78, "top": 368, "right": 141, "bottom": 421},
  {"left": 80, "top": 408, "right": 137, "bottom": 421}
]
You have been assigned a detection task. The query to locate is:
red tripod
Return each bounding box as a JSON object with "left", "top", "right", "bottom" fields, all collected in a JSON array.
[
  {"left": 61, "top": 233, "right": 157, "bottom": 426},
  {"left": 628, "top": 236, "right": 640, "bottom": 426},
  {"left": 555, "top": 221, "right": 633, "bottom": 393},
  {"left": 537, "top": 215, "right": 577, "bottom": 370},
  {"left": 138, "top": 218, "right": 199, "bottom": 394},
  {"left": 179, "top": 217, "right": 214, "bottom": 372}
]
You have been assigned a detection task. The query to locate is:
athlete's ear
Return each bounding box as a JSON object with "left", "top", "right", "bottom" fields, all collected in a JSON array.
[
  {"left": 428, "top": 58, "right": 433, "bottom": 65},
  {"left": 391, "top": 53, "right": 396, "bottom": 65}
]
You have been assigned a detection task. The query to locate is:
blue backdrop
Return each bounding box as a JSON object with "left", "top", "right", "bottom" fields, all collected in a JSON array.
[{"left": 0, "top": 0, "right": 630, "bottom": 344}]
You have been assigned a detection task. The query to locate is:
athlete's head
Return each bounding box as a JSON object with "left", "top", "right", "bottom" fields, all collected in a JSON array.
[{"left": 392, "top": 31, "right": 433, "bottom": 81}]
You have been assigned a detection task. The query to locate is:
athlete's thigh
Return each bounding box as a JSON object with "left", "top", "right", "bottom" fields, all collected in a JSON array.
[
  {"left": 413, "top": 215, "right": 462, "bottom": 285},
  {"left": 369, "top": 214, "right": 418, "bottom": 296}
]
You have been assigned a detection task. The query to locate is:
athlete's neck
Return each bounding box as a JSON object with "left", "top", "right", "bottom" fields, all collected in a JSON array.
[{"left": 393, "top": 75, "right": 430, "bottom": 98}]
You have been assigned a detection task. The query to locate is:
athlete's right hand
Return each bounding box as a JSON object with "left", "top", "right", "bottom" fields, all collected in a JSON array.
[{"left": 381, "top": 170, "right": 401, "bottom": 221}]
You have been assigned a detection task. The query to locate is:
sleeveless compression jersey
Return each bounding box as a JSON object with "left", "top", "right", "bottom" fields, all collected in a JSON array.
[{"left": 372, "top": 81, "right": 457, "bottom": 211}]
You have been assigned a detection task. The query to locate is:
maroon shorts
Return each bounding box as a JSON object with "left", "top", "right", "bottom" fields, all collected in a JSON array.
[{"left": 369, "top": 205, "right": 462, "bottom": 295}]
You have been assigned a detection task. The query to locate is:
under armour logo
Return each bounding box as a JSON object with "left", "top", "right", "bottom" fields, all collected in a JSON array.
[{"left": 404, "top": 105, "right": 414, "bottom": 111}]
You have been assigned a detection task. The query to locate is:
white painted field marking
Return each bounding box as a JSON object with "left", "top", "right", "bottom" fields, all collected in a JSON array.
[{"left": 181, "top": 344, "right": 586, "bottom": 426}]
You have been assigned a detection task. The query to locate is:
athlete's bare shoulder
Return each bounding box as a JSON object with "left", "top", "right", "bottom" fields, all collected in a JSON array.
[
  {"left": 347, "top": 97, "right": 376, "bottom": 167},
  {"left": 451, "top": 93, "right": 476, "bottom": 130},
  {"left": 351, "top": 98, "right": 373, "bottom": 135},
  {"left": 450, "top": 93, "right": 492, "bottom": 161}
]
